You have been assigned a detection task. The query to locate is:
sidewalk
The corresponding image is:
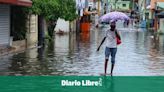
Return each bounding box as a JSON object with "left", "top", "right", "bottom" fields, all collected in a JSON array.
[
  {"left": 0, "top": 40, "right": 39, "bottom": 57},
  {"left": 0, "top": 46, "right": 24, "bottom": 56}
]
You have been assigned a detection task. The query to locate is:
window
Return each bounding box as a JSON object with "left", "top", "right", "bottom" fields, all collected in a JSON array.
[{"left": 122, "top": 4, "right": 126, "bottom": 7}]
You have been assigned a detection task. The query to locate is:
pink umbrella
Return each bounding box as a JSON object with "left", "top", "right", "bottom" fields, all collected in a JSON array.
[{"left": 100, "top": 11, "right": 130, "bottom": 23}]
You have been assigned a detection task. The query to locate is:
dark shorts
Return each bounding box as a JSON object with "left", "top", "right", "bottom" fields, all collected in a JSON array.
[{"left": 105, "top": 47, "right": 117, "bottom": 64}]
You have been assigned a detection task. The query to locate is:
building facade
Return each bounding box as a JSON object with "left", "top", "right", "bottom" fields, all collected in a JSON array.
[
  {"left": 109, "top": 0, "right": 131, "bottom": 12},
  {"left": 0, "top": 4, "right": 10, "bottom": 45},
  {"left": 0, "top": 0, "right": 32, "bottom": 46}
]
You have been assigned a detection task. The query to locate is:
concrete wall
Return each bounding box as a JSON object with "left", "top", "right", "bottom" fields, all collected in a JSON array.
[
  {"left": 159, "top": 18, "right": 164, "bottom": 33},
  {"left": 26, "top": 14, "right": 38, "bottom": 47},
  {"left": 70, "top": 20, "right": 76, "bottom": 32}
]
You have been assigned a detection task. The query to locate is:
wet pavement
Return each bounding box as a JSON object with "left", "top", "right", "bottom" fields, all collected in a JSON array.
[{"left": 0, "top": 23, "right": 164, "bottom": 76}]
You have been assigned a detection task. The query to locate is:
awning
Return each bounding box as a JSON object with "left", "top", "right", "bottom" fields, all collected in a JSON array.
[{"left": 0, "top": 0, "right": 32, "bottom": 7}]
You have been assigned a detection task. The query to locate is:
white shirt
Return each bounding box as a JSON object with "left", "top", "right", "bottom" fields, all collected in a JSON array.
[
  {"left": 76, "top": 0, "right": 85, "bottom": 16},
  {"left": 105, "top": 29, "right": 117, "bottom": 48}
]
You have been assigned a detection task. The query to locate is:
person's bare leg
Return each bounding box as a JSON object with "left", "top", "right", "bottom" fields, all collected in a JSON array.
[
  {"left": 110, "top": 48, "right": 117, "bottom": 76},
  {"left": 104, "top": 59, "right": 108, "bottom": 75},
  {"left": 110, "top": 64, "right": 115, "bottom": 76}
]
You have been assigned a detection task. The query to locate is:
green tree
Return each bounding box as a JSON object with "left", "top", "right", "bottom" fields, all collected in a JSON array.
[{"left": 28, "top": 0, "right": 77, "bottom": 38}]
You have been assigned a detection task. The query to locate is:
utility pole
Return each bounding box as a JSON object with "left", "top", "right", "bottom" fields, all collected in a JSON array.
[
  {"left": 154, "top": 0, "right": 158, "bottom": 31},
  {"left": 98, "top": 0, "right": 100, "bottom": 16},
  {"left": 106, "top": 0, "right": 109, "bottom": 13},
  {"left": 132, "top": 0, "right": 134, "bottom": 11},
  {"left": 115, "top": 0, "right": 118, "bottom": 11}
]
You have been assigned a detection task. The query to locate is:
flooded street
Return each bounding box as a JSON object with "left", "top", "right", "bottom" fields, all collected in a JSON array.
[{"left": 0, "top": 24, "right": 164, "bottom": 76}]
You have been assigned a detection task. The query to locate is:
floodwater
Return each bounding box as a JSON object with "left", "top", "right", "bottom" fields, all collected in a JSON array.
[{"left": 0, "top": 24, "right": 164, "bottom": 76}]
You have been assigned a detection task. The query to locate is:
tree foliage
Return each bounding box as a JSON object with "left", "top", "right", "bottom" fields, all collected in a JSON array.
[{"left": 29, "top": 0, "right": 77, "bottom": 21}]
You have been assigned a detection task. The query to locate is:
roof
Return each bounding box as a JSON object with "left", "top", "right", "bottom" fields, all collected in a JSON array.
[{"left": 0, "top": 0, "right": 32, "bottom": 7}]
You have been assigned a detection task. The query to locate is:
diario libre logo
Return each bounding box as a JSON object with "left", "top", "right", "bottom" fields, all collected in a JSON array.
[{"left": 61, "top": 78, "right": 102, "bottom": 86}]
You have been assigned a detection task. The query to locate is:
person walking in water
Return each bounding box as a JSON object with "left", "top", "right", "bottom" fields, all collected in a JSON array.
[{"left": 97, "top": 21, "right": 121, "bottom": 76}]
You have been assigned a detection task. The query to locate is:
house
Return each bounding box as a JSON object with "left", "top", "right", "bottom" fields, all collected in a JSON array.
[
  {"left": 116, "top": 0, "right": 132, "bottom": 12},
  {"left": 148, "top": 0, "right": 164, "bottom": 30},
  {"left": 109, "top": 0, "right": 132, "bottom": 12},
  {"left": 0, "top": 0, "right": 32, "bottom": 47}
]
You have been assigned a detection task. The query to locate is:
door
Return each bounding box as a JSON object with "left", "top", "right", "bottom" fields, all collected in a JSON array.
[{"left": 0, "top": 4, "right": 10, "bottom": 45}]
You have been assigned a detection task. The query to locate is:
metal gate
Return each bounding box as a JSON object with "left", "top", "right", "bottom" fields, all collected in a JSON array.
[{"left": 0, "top": 4, "right": 10, "bottom": 45}]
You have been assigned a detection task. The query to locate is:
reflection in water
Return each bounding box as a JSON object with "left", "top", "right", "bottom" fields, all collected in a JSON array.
[
  {"left": 103, "top": 76, "right": 115, "bottom": 92},
  {"left": 0, "top": 27, "right": 164, "bottom": 75}
]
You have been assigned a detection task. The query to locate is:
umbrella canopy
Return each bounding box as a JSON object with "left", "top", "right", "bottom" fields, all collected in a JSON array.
[{"left": 99, "top": 11, "right": 130, "bottom": 23}]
